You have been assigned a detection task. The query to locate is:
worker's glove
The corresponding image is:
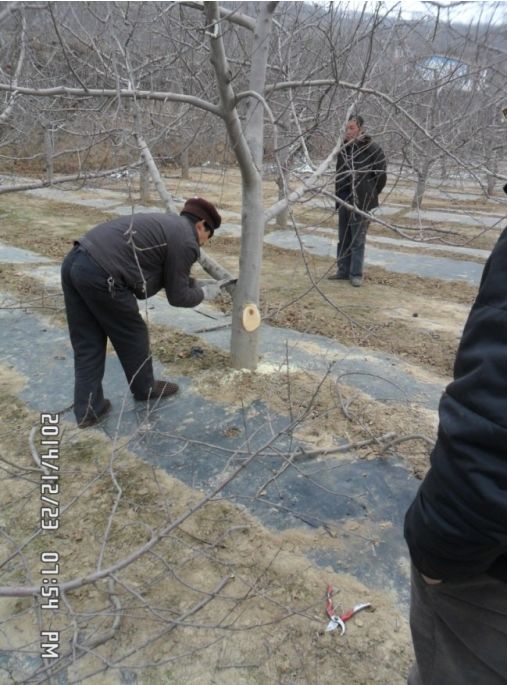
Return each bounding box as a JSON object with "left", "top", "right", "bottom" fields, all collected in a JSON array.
[{"left": 201, "top": 282, "right": 222, "bottom": 300}]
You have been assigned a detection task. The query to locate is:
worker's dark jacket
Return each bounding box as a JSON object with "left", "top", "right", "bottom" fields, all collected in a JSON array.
[
  {"left": 335, "top": 136, "right": 387, "bottom": 211},
  {"left": 78, "top": 213, "right": 204, "bottom": 307},
  {"left": 405, "top": 229, "right": 507, "bottom": 582}
]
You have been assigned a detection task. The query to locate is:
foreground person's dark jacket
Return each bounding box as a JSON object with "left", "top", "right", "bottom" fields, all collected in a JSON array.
[
  {"left": 78, "top": 213, "right": 204, "bottom": 306},
  {"left": 405, "top": 228, "right": 507, "bottom": 582}
]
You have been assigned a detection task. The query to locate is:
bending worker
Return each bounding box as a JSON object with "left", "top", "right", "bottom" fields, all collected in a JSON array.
[
  {"left": 61, "top": 197, "right": 223, "bottom": 428},
  {"left": 329, "top": 114, "right": 386, "bottom": 286}
]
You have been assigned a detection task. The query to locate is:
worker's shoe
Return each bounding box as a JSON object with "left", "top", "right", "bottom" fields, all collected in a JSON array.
[
  {"left": 78, "top": 399, "right": 111, "bottom": 429},
  {"left": 350, "top": 277, "right": 363, "bottom": 287},
  {"left": 327, "top": 273, "right": 349, "bottom": 280},
  {"left": 134, "top": 380, "right": 179, "bottom": 401}
]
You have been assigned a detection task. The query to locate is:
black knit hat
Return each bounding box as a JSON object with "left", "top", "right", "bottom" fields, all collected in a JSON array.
[{"left": 181, "top": 197, "right": 221, "bottom": 234}]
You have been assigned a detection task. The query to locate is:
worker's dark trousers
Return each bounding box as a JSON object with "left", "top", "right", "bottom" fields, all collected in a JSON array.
[
  {"left": 336, "top": 206, "right": 369, "bottom": 279},
  {"left": 61, "top": 245, "right": 154, "bottom": 423},
  {"left": 408, "top": 564, "right": 506, "bottom": 685}
]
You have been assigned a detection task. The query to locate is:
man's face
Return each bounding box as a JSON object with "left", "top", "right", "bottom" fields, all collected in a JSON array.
[
  {"left": 196, "top": 220, "right": 212, "bottom": 246},
  {"left": 345, "top": 120, "right": 361, "bottom": 141}
]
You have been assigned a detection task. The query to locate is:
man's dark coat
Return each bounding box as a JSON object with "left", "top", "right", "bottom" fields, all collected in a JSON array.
[
  {"left": 79, "top": 213, "right": 204, "bottom": 307},
  {"left": 405, "top": 229, "right": 507, "bottom": 582},
  {"left": 335, "top": 135, "right": 387, "bottom": 211}
]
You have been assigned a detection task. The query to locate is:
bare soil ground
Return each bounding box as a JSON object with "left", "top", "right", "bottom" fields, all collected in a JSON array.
[
  {"left": 0, "top": 369, "right": 413, "bottom": 685},
  {"left": 0, "top": 169, "right": 504, "bottom": 683}
]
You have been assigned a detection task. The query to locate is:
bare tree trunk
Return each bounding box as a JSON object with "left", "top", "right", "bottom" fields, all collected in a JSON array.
[
  {"left": 44, "top": 126, "right": 54, "bottom": 184},
  {"left": 486, "top": 153, "right": 498, "bottom": 196},
  {"left": 135, "top": 128, "right": 178, "bottom": 214},
  {"left": 139, "top": 164, "right": 150, "bottom": 203},
  {"left": 0, "top": 9, "right": 26, "bottom": 124},
  {"left": 440, "top": 155, "right": 447, "bottom": 181},
  {"left": 289, "top": 87, "right": 314, "bottom": 171},
  {"left": 181, "top": 146, "right": 190, "bottom": 179},
  {"left": 411, "top": 160, "right": 431, "bottom": 209},
  {"left": 275, "top": 174, "right": 289, "bottom": 227},
  {"left": 206, "top": 1, "right": 277, "bottom": 370},
  {"left": 487, "top": 172, "right": 497, "bottom": 196},
  {"left": 273, "top": 116, "right": 290, "bottom": 229},
  {"left": 412, "top": 86, "right": 439, "bottom": 210}
]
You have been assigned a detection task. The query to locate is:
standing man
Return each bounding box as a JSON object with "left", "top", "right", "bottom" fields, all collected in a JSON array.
[
  {"left": 404, "top": 229, "right": 506, "bottom": 684},
  {"left": 329, "top": 114, "right": 386, "bottom": 286},
  {"left": 61, "top": 197, "right": 223, "bottom": 428}
]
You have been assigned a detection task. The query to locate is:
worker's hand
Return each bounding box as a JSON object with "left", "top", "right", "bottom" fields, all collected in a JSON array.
[{"left": 201, "top": 282, "right": 222, "bottom": 300}]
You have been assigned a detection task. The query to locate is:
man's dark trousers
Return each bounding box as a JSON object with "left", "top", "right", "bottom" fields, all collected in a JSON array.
[
  {"left": 408, "top": 565, "right": 506, "bottom": 684},
  {"left": 61, "top": 245, "right": 154, "bottom": 423},
  {"left": 336, "top": 205, "right": 369, "bottom": 279}
]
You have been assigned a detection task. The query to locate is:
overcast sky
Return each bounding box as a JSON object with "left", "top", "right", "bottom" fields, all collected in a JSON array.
[{"left": 323, "top": 1, "right": 507, "bottom": 25}]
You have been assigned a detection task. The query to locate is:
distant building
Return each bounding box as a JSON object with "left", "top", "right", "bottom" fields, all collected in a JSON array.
[{"left": 417, "top": 55, "right": 481, "bottom": 91}]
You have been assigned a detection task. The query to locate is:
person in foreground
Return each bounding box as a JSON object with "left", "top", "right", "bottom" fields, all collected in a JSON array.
[
  {"left": 404, "top": 228, "right": 507, "bottom": 684},
  {"left": 329, "top": 114, "right": 386, "bottom": 286},
  {"left": 61, "top": 197, "right": 223, "bottom": 428}
]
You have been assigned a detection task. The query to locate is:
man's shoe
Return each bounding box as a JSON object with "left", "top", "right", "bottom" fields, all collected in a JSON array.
[
  {"left": 134, "top": 380, "right": 179, "bottom": 401},
  {"left": 327, "top": 273, "right": 349, "bottom": 280},
  {"left": 78, "top": 399, "right": 111, "bottom": 429},
  {"left": 350, "top": 276, "right": 363, "bottom": 287}
]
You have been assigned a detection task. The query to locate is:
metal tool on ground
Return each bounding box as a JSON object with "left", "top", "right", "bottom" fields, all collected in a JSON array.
[{"left": 325, "top": 584, "right": 372, "bottom": 634}]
